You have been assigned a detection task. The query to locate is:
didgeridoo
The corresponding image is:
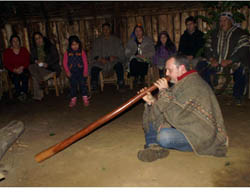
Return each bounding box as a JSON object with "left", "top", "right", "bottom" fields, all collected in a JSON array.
[{"left": 35, "top": 77, "right": 170, "bottom": 163}]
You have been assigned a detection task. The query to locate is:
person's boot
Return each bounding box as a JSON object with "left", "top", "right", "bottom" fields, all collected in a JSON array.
[
  {"left": 118, "top": 80, "right": 126, "bottom": 93},
  {"left": 139, "top": 76, "right": 145, "bottom": 85},
  {"left": 133, "top": 76, "right": 138, "bottom": 86},
  {"left": 69, "top": 97, "right": 77, "bottom": 107},
  {"left": 39, "top": 81, "right": 46, "bottom": 89},
  {"left": 82, "top": 96, "right": 89, "bottom": 107},
  {"left": 91, "top": 81, "right": 98, "bottom": 92},
  {"left": 137, "top": 144, "right": 169, "bottom": 162}
]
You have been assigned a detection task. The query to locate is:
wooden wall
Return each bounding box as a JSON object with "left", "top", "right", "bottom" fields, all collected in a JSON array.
[{"left": 1, "top": 5, "right": 250, "bottom": 77}]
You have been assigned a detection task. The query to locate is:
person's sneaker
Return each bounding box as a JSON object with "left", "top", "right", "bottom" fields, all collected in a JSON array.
[
  {"left": 69, "top": 97, "right": 77, "bottom": 107},
  {"left": 133, "top": 77, "right": 138, "bottom": 86},
  {"left": 118, "top": 83, "right": 126, "bottom": 93},
  {"left": 82, "top": 96, "right": 89, "bottom": 107},
  {"left": 139, "top": 76, "right": 145, "bottom": 85},
  {"left": 137, "top": 144, "right": 169, "bottom": 162}
]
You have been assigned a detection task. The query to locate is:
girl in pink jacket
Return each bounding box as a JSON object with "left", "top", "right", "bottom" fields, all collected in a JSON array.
[{"left": 63, "top": 35, "right": 89, "bottom": 107}]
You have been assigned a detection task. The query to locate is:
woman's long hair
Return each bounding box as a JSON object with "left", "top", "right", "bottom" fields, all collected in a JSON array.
[
  {"left": 67, "top": 35, "right": 82, "bottom": 51},
  {"left": 155, "top": 31, "right": 176, "bottom": 52},
  {"left": 32, "top": 32, "right": 52, "bottom": 55},
  {"left": 131, "top": 24, "right": 144, "bottom": 41}
]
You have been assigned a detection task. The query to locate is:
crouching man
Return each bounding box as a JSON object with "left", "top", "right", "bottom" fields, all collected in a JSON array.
[{"left": 137, "top": 55, "right": 228, "bottom": 162}]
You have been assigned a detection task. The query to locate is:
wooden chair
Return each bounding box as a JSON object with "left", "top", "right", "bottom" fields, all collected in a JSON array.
[
  {"left": 99, "top": 71, "right": 118, "bottom": 92},
  {"left": 44, "top": 72, "right": 60, "bottom": 96},
  {"left": 0, "top": 70, "right": 13, "bottom": 99},
  {"left": 126, "top": 66, "right": 154, "bottom": 90}
]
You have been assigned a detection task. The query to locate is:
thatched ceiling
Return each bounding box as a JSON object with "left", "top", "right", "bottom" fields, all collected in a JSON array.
[{"left": 0, "top": 1, "right": 205, "bottom": 24}]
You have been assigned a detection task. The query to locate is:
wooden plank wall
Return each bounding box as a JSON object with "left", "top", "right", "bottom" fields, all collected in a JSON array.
[{"left": 1, "top": 6, "right": 250, "bottom": 83}]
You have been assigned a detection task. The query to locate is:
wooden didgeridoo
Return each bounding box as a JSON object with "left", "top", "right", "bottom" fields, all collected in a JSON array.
[{"left": 35, "top": 77, "right": 170, "bottom": 163}]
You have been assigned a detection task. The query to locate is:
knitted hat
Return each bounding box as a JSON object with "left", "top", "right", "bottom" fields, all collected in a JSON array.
[{"left": 220, "top": 12, "right": 234, "bottom": 24}]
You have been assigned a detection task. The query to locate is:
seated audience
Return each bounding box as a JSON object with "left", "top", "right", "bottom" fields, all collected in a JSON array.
[
  {"left": 125, "top": 24, "right": 155, "bottom": 85},
  {"left": 3, "top": 34, "right": 30, "bottom": 101},
  {"left": 153, "top": 31, "right": 176, "bottom": 78},
  {"left": 90, "top": 23, "right": 125, "bottom": 91},
  {"left": 205, "top": 12, "right": 250, "bottom": 105},
  {"left": 29, "top": 32, "right": 61, "bottom": 101}
]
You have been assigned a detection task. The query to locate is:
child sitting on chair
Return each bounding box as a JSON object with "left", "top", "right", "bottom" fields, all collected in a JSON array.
[{"left": 63, "top": 35, "right": 89, "bottom": 107}]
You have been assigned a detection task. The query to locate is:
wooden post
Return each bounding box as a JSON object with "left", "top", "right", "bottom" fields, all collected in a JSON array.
[
  {"left": 158, "top": 15, "right": 168, "bottom": 33},
  {"left": 152, "top": 15, "right": 158, "bottom": 43},
  {"left": 135, "top": 16, "right": 144, "bottom": 27},
  {"left": 173, "top": 13, "right": 181, "bottom": 49},
  {"left": 197, "top": 10, "right": 203, "bottom": 31},
  {"left": 79, "top": 20, "right": 86, "bottom": 49},
  {"left": 23, "top": 27, "right": 30, "bottom": 52},
  {"left": 127, "top": 16, "right": 136, "bottom": 40},
  {"left": 248, "top": 7, "right": 250, "bottom": 32},
  {"left": 241, "top": 6, "right": 249, "bottom": 30},
  {"left": 85, "top": 19, "right": 95, "bottom": 53},
  {"left": 1, "top": 28, "right": 8, "bottom": 49},
  {"left": 202, "top": 10, "right": 208, "bottom": 33},
  {"left": 167, "top": 14, "right": 174, "bottom": 44},
  {"left": 181, "top": 12, "right": 189, "bottom": 35},
  {"left": 4, "top": 24, "right": 12, "bottom": 46},
  {"left": 120, "top": 17, "right": 128, "bottom": 47},
  {"left": 144, "top": 15, "right": 152, "bottom": 37}
]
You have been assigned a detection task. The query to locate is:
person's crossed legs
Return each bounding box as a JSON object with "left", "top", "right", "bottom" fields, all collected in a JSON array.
[{"left": 138, "top": 123, "right": 192, "bottom": 162}]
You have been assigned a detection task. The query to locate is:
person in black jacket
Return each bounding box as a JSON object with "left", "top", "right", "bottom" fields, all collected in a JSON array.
[
  {"left": 178, "top": 16, "right": 205, "bottom": 61},
  {"left": 29, "top": 32, "right": 61, "bottom": 100}
]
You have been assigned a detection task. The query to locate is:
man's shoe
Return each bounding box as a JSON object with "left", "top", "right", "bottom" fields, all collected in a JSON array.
[
  {"left": 118, "top": 83, "right": 126, "bottom": 93},
  {"left": 137, "top": 144, "right": 169, "bottom": 162},
  {"left": 39, "top": 81, "right": 46, "bottom": 89},
  {"left": 235, "top": 99, "right": 242, "bottom": 106},
  {"left": 17, "top": 92, "right": 27, "bottom": 102}
]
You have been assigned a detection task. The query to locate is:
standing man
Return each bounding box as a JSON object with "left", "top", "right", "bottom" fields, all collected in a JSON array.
[
  {"left": 205, "top": 12, "right": 250, "bottom": 105},
  {"left": 90, "top": 23, "right": 125, "bottom": 91},
  {"left": 178, "top": 16, "right": 205, "bottom": 61},
  {"left": 137, "top": 55, "right": 228, "bottom": 162}
]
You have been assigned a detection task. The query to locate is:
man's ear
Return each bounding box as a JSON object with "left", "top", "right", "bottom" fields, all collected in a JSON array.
[{"left": 180, "top": 64, "right": 187, "bottom": 73}]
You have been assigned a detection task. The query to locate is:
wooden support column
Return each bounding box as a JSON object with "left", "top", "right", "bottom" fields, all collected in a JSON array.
[
  {"left": 1, "top": 28, "right": 9, "bottom": 49},
  {"left": 241, "top": 6, "right": 249, "bottom": 30},
  {"left": 4, "top": 24, "right": 12, "bottom": 45},
  {"left": 181, "top": 12, "right": 189, "bottom": 35},
  {"left": 158, "top": 15, "right": 168, "bottom": 33},
  {"left": 173, "top": 13, "right": 181, "bottom": 48}
]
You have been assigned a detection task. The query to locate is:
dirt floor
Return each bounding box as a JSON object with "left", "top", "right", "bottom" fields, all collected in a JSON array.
[{"left": 0, "top": 85, "right": 250, "bottom": 187}]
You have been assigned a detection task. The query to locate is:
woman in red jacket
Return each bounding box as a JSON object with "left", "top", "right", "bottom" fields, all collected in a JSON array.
[{"left": 3, "top": 35, "right": 30, "bottom": 101}]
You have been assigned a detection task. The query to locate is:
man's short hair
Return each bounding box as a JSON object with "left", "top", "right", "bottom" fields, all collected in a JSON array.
[
  {"left": 102, "top": 22, "right": 111, "bottom": 28},
  {"left": 185, "top": 16, "right": 197, "bottom": 24},
  {"left": 169, "top": 54, "right": 191, "bottom": 71}
]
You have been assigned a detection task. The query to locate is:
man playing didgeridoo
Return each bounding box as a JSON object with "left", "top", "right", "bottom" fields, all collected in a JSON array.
[{"left": 137, "top": 54, "right": 229, "bottom": 162}]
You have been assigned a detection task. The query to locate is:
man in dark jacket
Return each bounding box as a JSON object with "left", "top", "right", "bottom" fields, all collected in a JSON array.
[{"left": 178, "top": 16, "right": 205, "bottom": 61}]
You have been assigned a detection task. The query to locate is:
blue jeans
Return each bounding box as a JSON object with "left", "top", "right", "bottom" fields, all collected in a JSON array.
[
  {"left": 70, "top": 71, "right": 88, "bottom": 98},
  {"left": 8, "top": 69, "right": 29, "bottom": 96},
  {"left": 145, "top": 123, "right": 193, "bottom": 152}
]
